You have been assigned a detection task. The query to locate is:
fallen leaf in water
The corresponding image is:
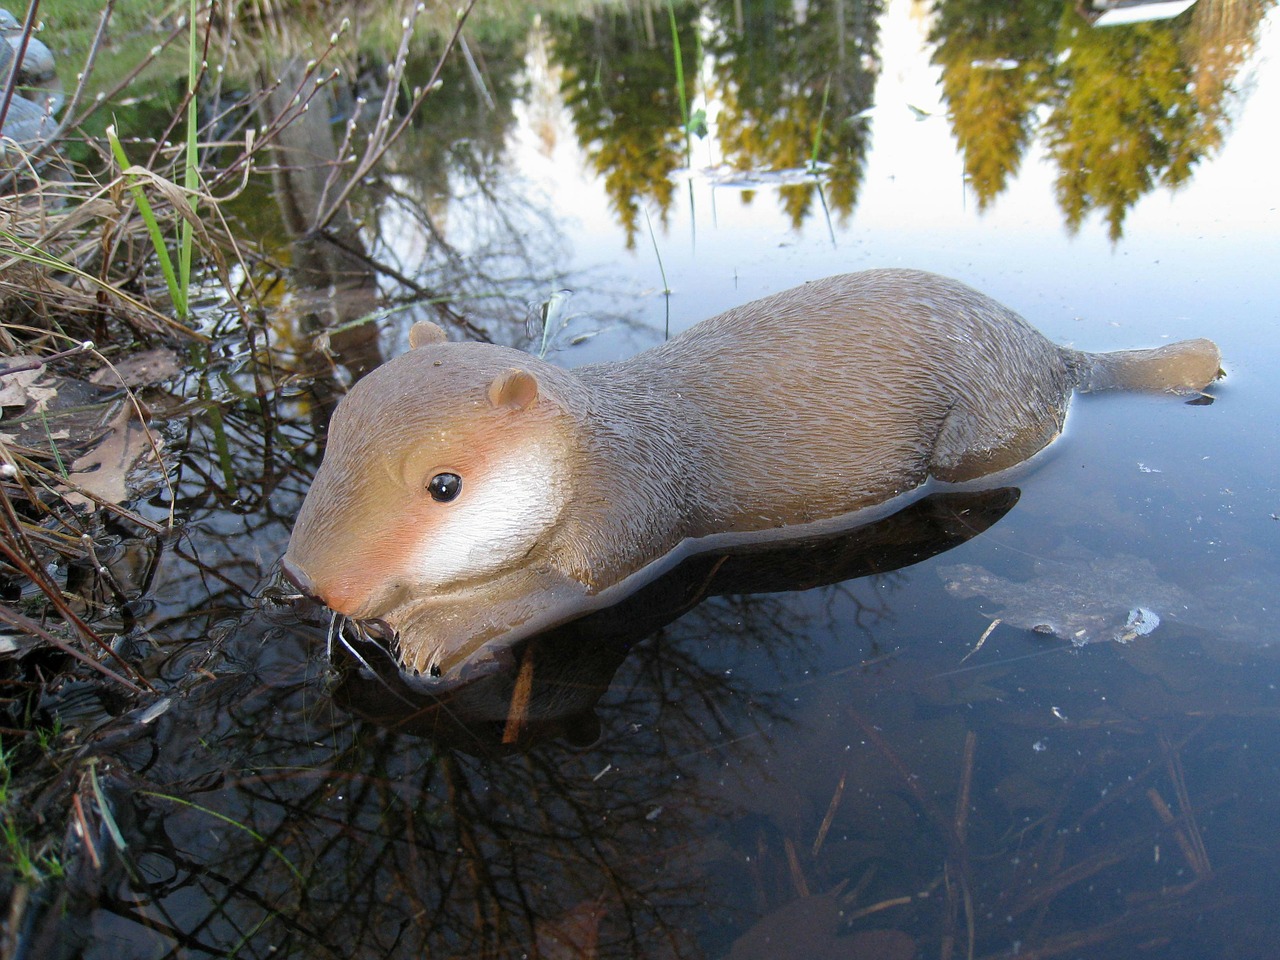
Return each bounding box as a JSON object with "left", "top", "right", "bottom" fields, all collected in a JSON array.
[
  {"left": 945, "top": 551, "right": 1279, "bottom": 653},
  {"left": 0, "top": 359, "right": 57, "bottom": 417},
  {"left": 938, "top": 556, "right": 1190, "bottom": 646},
  {"left": 90, "top": 348, "right": 181, "bottom": 388},
  {"left": 62, "top": 403, "right": 162, "bottom": 508}
]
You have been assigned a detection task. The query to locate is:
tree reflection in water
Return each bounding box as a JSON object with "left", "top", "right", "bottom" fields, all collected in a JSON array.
[
  {"left": 710, "top": 0, "right": 880, "bottom": 228},
  {"left": 547, "top": 0, "right": 1269, "bottom": 242},
  {"left": 551, "top": 4, "right": 696, "bottom": 247},
  {"left": 930, "top": 0, "right": 1270, "bottom": 238}
]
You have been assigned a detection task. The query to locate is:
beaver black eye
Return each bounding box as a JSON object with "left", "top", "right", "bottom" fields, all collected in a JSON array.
[{"left": 427, "top": 473, "right": 462, "bottom": 502}]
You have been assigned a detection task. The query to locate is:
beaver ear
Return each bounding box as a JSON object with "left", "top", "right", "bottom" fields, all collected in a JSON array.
[
  {"left": 488, "top": 369, "right": 540, "bottom": 410},
  {"left": 408, "top": 321, "right": 448, "bottom": 349}
]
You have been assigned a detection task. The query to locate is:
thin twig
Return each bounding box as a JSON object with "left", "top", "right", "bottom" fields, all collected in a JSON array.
[
  {"left": 0, "top": 601, "right": 145, "bottom": 693},
  {"left": 955, "top": 730, "right": 977, "bottom": 845},
  {"left": 812, "top": 771, "right": 846, "bottom": 857},
  {"left": 313, "top": 0, "right": 480, "bottom": 232},
  {"left": 501, "top": 646, "right": 536, "bottom": 744},
  {"left": 0, "top": 0, "right": 41, "bottom": 136}
]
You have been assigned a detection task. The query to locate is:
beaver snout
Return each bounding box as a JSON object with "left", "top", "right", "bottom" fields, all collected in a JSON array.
[
  {"left": 281, "top": 552, "right": 379, "bottom": 618},
  {"left": 281, "top": 555, "right": 316, "bottom": 598}
]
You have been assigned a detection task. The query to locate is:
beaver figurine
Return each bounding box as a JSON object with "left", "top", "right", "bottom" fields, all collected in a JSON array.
[{"left": 283, "top": 268, "right": 1221, "bottom": 679}]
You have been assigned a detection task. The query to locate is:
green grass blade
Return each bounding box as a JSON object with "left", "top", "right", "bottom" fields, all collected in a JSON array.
[
  {"left": 142, "top": 791, "right": 305, "bottom": 884},
  {"left": 643, "top": 207, "right": 670, "bottom": 297},
  {"left": 106, "top": 126, "right": 183, "bottom": 314},
  {"left": 88, "top": 762, "right": 128, "bottom": 852},
  {"left": 810, "top": 75, "right": 832, "bottom": 171},
  {"left": 667, "top": 1, "right": 691, "bottom": 161},
  {"left": 179, "top": 0, "right": 200, "bottom": 304},
  {"left": 37, "top": 408, "right": 68, "bottom": 479}
]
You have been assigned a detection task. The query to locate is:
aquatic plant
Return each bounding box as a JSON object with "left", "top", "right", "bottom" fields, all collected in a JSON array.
[{"left": 666, "top": 0, "right": 705, "bottom": 164}]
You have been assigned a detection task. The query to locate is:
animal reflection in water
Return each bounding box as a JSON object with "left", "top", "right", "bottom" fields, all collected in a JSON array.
[
  {"left": 331, "top": 489, "right": 1018, "bottom": 752},
  {"left": 282, "top": 269, "right": 1221, "bottom": 681}
]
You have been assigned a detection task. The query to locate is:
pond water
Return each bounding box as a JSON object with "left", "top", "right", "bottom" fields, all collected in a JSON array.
[{"left": 14, "top": 0, "right": 1280, "bottom": 957}]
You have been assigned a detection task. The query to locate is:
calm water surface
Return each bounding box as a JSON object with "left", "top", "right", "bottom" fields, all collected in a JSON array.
[{"left": 26, "top": 0, "right": 1280, "bottom": 957}]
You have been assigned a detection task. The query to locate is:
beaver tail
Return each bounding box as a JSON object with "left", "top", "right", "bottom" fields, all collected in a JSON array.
[{"left": 1068, "top": 338, "right": 1223, "bottom": 395}]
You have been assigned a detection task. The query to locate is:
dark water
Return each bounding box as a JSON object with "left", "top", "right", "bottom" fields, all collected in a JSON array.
[{"left": 13, "top": 0, "right": 1280, "bottom": 957}]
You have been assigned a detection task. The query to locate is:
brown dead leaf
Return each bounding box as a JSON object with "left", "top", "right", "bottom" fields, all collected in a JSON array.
[
  {"left": 90, "top": 347, "right": 181, "bottom": 388},
  {"left": 0, "top": 358, "right": 57, "bottom": 417},
  {"left": 62, "top": 403, "right": 162, "bottom": 508}
]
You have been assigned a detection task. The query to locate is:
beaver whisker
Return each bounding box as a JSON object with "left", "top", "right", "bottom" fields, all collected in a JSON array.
[
  {"left": 318, "top": 613, "right": 418, "bottom": 703},
  {"left": 324, "top": 611, "right": 342, "bottom": 661},
  {"left": 355, "top": 618, "right": 394, "bottom": 641},
  {"left": 327, "top": 621, "right": 423, "bottom": 706},
  {"left": 332, "top": 616, "right": 393, "bottom": 673},
  {"left": 324, "top": 612, "right": 379, "bottom": 674}
]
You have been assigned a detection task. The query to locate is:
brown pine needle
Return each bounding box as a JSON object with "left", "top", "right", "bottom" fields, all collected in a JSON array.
[
  {"left": 784, "top": 837, "right": 810, "bottom": 898},
  {"left": 812, "top": 771, "right": 847, "bottom": 857},
  {"left": 955, "top": 731, "right": 977, "bottom": 844},
  {"left": 502, "top": 647, "right": 536, "bottom": 745}
]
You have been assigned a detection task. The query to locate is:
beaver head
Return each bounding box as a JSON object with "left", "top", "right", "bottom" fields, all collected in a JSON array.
[{"left": 283, "top": 321, "right": 584, "bottom": 676}]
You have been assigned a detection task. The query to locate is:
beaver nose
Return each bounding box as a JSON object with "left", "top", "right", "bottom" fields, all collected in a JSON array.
[
  {"left": 280, "top": 555, "right": 315, "bottom": 597},
  {"left": 281, "top": 555, "right": 366, "bottom": 616}
]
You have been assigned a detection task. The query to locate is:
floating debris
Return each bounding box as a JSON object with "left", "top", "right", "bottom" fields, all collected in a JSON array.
[
  {"left": 1121, "top": 606, "right": 1161, "bottom": 641},
  {"left": 938, "top": 555, "right": 1190, "bottom": 646}
]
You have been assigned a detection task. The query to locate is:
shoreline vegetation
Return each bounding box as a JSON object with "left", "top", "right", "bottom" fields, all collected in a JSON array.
[
  {"left": 1, "top": 0, "right": 475, "bottom": 656},
  {"left": 0, "top": 0, "right": 479, "bottom": 923}
]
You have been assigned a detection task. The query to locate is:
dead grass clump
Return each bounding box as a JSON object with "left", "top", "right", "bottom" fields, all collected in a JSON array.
[{"left": 1, "top": 0, "right": 476, "bottom": 687}]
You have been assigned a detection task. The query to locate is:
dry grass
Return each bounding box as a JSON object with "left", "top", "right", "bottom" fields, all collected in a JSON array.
[{"left": 0, "top": 0, "right": 476, "bottom": 683}]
